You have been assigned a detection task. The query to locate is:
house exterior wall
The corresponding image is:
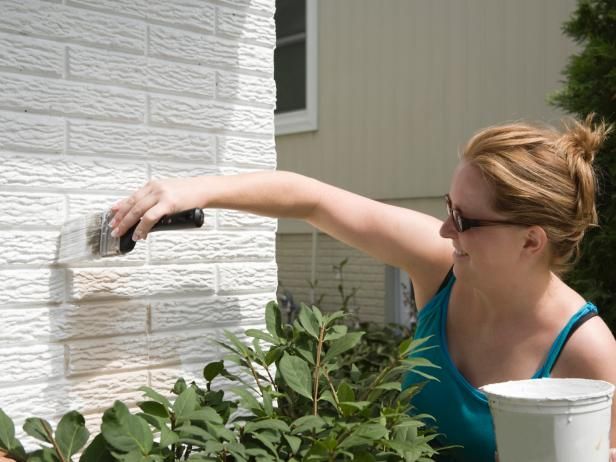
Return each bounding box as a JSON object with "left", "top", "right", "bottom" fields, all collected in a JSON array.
[
  {"left": 276, "top": 233, "right": 385, "bottom": 324},
  {"left": 276, "top": 0, "right": 578, "bottom": 321},
  {"left": 0, "top": 0, "right": 276, "bottom": 438}
]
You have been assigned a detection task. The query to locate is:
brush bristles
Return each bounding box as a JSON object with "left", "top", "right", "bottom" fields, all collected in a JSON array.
[{"left": 57, "top": 213, "right": 103, "bottom": 263}]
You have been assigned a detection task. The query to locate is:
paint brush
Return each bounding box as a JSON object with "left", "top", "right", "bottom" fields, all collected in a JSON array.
[{"left": 57, "top": 208, "right": 204, "bottom": 264}]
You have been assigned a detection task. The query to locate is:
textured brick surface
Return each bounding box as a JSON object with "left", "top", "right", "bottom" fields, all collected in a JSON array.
[
  {"left": 0, "top": 153, "right": 147, "bottom": 190},
  {"left": 68, "top": 335, "right": 149, "bottom": 374},
  {"left": 0, "top": 192, "right": 65, "bottom": 227},
  {"left": 217, "top": 71, "right": 276, "bottom": 108},
  {"left": 150, "top": 231, "right": 274, "bottom": 263},
  {"left": 0, "top": 269, "right": 64, "bottom": 305},
  {"left": 217, "top": 136, "right": 276, "bottom": 167},
  {"left": 0, "top": 111, "right": 64, "bottom": 154},
  {"left": 149, "top": 26, "right": 272, "bottom": 74},
  {"left": 69, "top": 120, "right": 216, "bottom": 162},
  {"left": 0, "top": 344, "right": 65, "bottom": 385},
  {"left": 151, "top": 292, "right": 273, "bottom": 331},
  {"left": 68, "top": 265, "right": 217, "bottom": 301},
  {"left": 0, "top": 0, "right": 275, "bottom": 430},
  {"left": 0, "top": 231, "right": 59, "bottom": 265},
  {"left": 217, "top": 7, "right": 275, "bottom": 46},
  {"left": 0, "top": 74, "right": 145, "bottom": 122},
  {"left": 0, "top": 32, "right": 63, "bottom": 75},
  {"left": 150, "top": 96, "right": 273, "bottom": 134},
  {"left": 67, "top": 0, "right": 216, "bottom": 32},
  {"left": 68, "top": 47, "right": 216, "bottom": 97},
  {"left": 218, "top": 262, "right": 277, "bottom": 293},
  {"left": 0, "top": 0, "right": 145, "bottom": 52},
  {"left": 1, "top": 302, "right": 147, "bottom": 343},
  {"left": 0, "top": 371, "right": 147, "bottom": 422}
]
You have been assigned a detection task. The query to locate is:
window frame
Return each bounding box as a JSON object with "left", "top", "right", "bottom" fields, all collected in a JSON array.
[{"left": 274, "top": 0, "right": 318, "bottom": 136}]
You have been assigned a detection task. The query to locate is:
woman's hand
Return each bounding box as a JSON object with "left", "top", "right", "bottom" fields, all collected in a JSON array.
[
  {"left": 0, "top": 450, "right": 14, "bottom": 462},
  {"left": 110, "top": 177, "right": 204, "bottom": 242},
  {"left": 610, "top": 448, "right": 615, "bottom": 462}
]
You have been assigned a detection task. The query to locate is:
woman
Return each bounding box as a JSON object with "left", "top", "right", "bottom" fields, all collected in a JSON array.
[{"left": 110, "top": 116, "right": 616, "bottom": 461}]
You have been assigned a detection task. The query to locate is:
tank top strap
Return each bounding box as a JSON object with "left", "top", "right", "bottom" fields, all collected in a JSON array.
[{"left": 535, "top": 302, "right": 599, "bottom": 378}]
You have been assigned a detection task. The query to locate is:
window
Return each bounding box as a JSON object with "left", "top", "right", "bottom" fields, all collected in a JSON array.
[
  {"left": 385, "top": 266, "right": 417, "bottom": 332},
  {"left": 274, "top": 0, "right": 318, "bottom": 135}
]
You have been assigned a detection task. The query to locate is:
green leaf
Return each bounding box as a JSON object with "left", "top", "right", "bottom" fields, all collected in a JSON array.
[
  {"left": 205, "top": 423, "right": 235, "bottom": 442},
  {"left": 101, "top": 401, "right": 154, "bottom": 455},
  {"left": 0, "top": 409, "right": 26, "bottom": 462},
  {"left": 135, "top": 414, "right": 164, "bottom": 431},
  {"left": 338, "top": 423, "right": 388, "bottom": 449},
  {"left": 186, "top": 408, "right": 223, "bottom": 425},
  {"left": 292, "top": 343, "right": 315, "bottom": 365},
  {"left": 203, "top": 360, "right": 225, "bottom": 382},
  {"left": 324, "top": 332, "right": 364, "bottom": 361},
  {"left": 244, "top": 419, "right": 289, "bottom": 434},
  {"left": 278, "top": 353, "right": 313, "bottom": 400},
  {"left": 374, "top": 382, "right": 402, "bottom": 392},
  {"left": 311, "top": 306, "right": 323, "bottom": 325},
  {"left": 138, "top": 387, "right": 172, "bottom": 410},
  {"left": 249, "top": 432, "right": 278, "bottom": 457},
  {"left": 324, "top": 311, "right": 346, "bottom": 326},
  {"left": 318, "top": 390, "right": 337, "bottom": 407},
  {"left": 290, "top": 416, "right": 326, "bottom": 435},
  {"left": 336, "top": 382, "right": 355, "bottom": 403},
  {"left": 172, "top": 378, "right": 187, "bottom": 395},
  {"left": 230, "top": 387, "right": 262, "bottom": 413},
  {"left": 338, "top": 401, "right": 371, "bottom": 416},
  {"left": 244, "top": 329, "right": 277, "bottom": 345},
  {"left": 283, "top": 434, "right": 301, "bottom": 454},
  {"left": 265, "top": 301, "right": 284, "bottom": 341},
  {"left": 23, "top": 418, "right": 54, "bottom": 445},
  {"left": 27, "top": 448, "right": 60, "bottom": 462},
  {"left": 297, "top": 305, "right": 320, "bottom": 339},
  {"left": 264, "top": 347, "right": 283, "bottom": 366},
  {"left": 223, "top": 331, "right": 249, "bottom": 356},
  {"left": 55, "top": 411, "right": 90, "bottom": 460},
  {"left": 137, "top": 402, "right": 169, "bottom": 419},
  {"left": 175, "top": 424, "right": 214, "bottom": 443},
  {"left": 323, "top": 324, "right": 347, "bottom": 341},
  {"left": 158, "top": 426, "right": 178, "bottom": 448},
  {"left": 79, "top": 434, "right": 113, "bottom": 462},
  {"left": 173, "top": 387, "right": 197, "bottom": 421}
]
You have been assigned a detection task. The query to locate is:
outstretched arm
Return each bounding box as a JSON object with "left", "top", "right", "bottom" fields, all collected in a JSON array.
[{"left": 110, "top": 171, "right": 453, "bottom": 306}]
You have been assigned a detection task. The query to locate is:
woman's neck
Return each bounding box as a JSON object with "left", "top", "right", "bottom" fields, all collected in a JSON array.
[{"left": 469, "top": 268, "right": 558, "bottom": 324}]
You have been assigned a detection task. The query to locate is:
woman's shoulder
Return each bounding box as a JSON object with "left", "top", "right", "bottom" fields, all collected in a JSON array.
[{"left": 551, "top": 310, "right": 616, "bottom": 380}]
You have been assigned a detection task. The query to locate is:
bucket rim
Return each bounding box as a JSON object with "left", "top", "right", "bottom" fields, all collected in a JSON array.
[{"left": 480, "top": 378, "right": 615, "bottom": 403}]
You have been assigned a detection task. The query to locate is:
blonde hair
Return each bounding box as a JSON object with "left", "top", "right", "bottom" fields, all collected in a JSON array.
[{"left": 462, "top": 114, "right": 611, "bottom": 275}]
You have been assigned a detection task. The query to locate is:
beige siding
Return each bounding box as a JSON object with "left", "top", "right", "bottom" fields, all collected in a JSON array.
[
  {"left": 276, "top": 233, "right": 385, "bottom": 323},
  {"left": 276, "top": 0, "right": 577, "bottom": 203}
]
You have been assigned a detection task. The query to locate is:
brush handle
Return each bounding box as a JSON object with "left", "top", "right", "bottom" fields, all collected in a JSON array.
[{"left": 119, "top": 208, "right": 205, "bottom": 254}]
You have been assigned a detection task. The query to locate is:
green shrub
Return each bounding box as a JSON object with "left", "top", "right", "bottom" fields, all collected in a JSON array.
[{"left": 0, "top": 304, "right": 438, "bottom": 462}]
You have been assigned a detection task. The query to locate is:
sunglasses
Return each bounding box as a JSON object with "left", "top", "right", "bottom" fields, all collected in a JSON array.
[{"left": 444, "top": 194, "right": 520, "bottom": 232}]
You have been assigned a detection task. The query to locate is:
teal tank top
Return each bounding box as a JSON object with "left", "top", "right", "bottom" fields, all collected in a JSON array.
[{"left": 401, "top": 272, "right": 598, "bottom": 462}]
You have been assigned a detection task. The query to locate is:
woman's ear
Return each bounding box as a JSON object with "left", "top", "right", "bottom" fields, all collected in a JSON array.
[{"left": 521, "top": 225, "right": 548, "bottom": 256}]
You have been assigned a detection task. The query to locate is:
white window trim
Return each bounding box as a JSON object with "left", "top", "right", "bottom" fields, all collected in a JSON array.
[{"left": 275, "top": 0, "right": 318, "bottom": 136}]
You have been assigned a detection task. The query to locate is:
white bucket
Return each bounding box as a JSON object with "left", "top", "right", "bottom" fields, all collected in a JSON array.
[{"left": 481, "top": 378, "right": 614, "bottom": 462}]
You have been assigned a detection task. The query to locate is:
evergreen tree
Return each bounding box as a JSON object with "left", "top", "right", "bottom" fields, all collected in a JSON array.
[{"left": 550, "top": 0, "right": 616, "bottom": 333}]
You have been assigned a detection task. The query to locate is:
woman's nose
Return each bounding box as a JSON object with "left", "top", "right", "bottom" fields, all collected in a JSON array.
[{"left": 439, "top": 215, "right": 457, "bottom": 239}]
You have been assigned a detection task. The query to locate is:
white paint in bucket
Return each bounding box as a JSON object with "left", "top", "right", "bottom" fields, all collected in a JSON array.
[{"left": 481, "top": 378, "right": 614, "bottom": 462}]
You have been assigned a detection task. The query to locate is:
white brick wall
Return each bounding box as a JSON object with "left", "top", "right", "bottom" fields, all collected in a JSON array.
[{"left": 0, "top": 0, "right": 276, "bottom": 439}]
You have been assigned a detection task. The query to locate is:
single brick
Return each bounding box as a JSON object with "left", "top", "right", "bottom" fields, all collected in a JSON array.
[
  {"left": 0, "top": 74, "right": 145, "bottom": 122},
  {"left": 0, "top": 0, "right": 144, "bottom": 53},
  {"left": 68, "top": 264, "right": 216, "bottom": 301}
]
